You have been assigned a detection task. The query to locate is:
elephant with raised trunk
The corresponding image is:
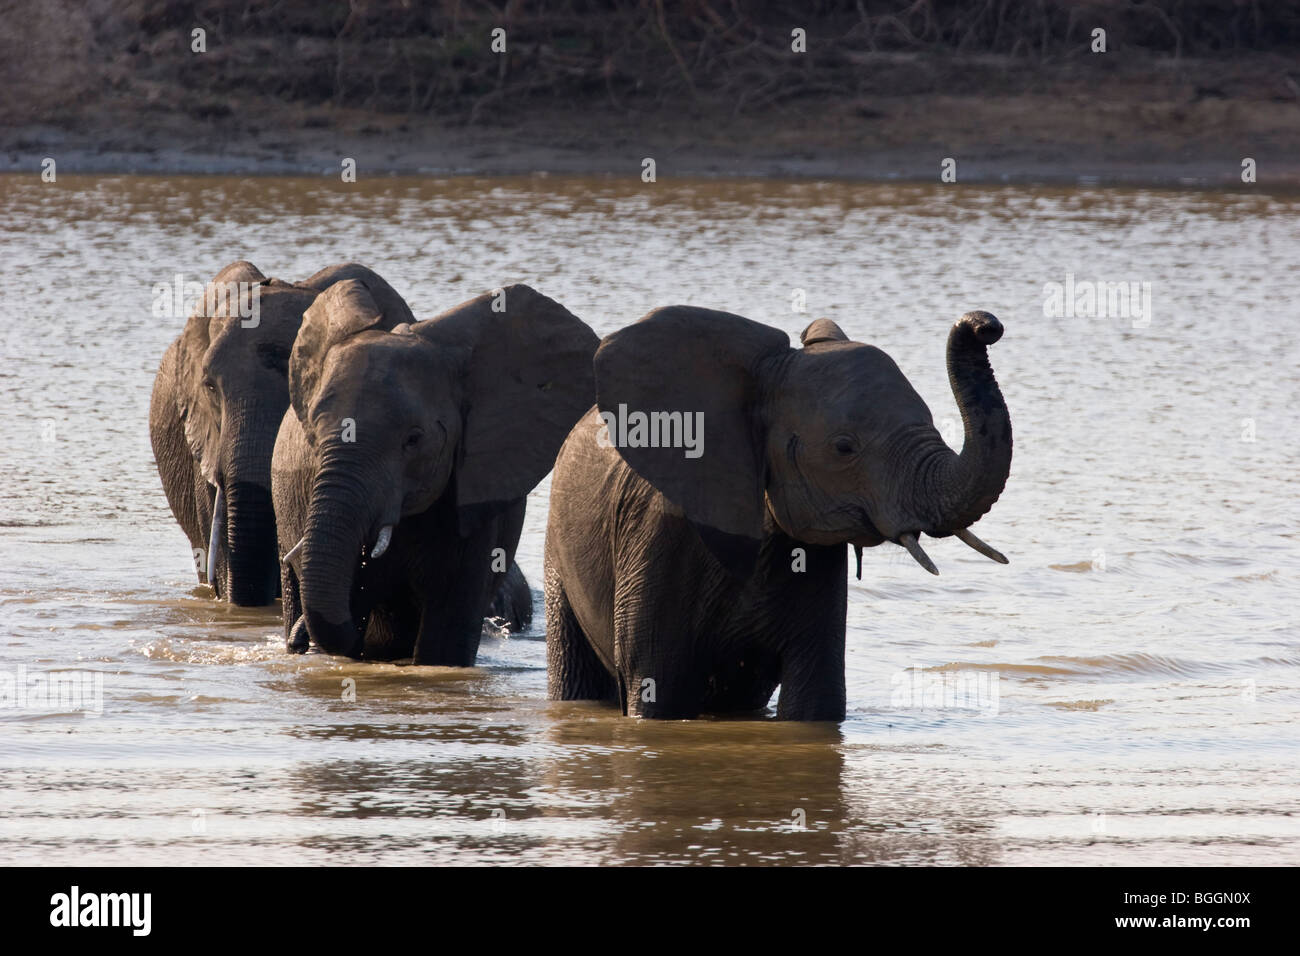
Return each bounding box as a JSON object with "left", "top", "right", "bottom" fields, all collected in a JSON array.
[
  {"left": 150, "top": 260, "right": 416, "bottom": 605},
  {"left": 544, "top": 308, "right": 1013, "bottom": 720},
  {"left": 272, "top": 280, "right": 598, "bottom": 664}
]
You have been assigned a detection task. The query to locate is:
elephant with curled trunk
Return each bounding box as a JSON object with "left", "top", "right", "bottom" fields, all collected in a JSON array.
[
  {"left": 150, "top": 260, "right": 416, "bottom": 605},
  {"left": 544, "top": 308, "right": 1013, "bottom": 720},
  {"left": 272, "top": 280, "right": 599, "bottom": 664}
]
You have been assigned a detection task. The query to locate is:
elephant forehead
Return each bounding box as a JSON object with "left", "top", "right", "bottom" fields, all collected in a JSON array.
[
  {"left": 787, "top": 342, "right": 909, "bottom": 398},
  {"left": 324, "top": 335, "right": 454, "bottom": 399},
  {"left": 774, "top": 344, "right": 933, "bottom": 435},
  {"left": 206, "top": 324, "right": 294, "bottom": 372},
  {"left": 208, "top": 289, "right": 313, "bottom": 341}
]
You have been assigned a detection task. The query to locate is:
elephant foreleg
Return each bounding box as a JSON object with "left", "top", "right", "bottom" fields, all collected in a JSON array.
[
  {"left": 411, "top": 530, "right": 498, "bottom": 667},
  {"left": 612, "top": 593, "right": 704, "bottom": 719},
  {"left": 545, "top": 562, "right": 615, "bottom": 702},
  {"left": 774, "top": 630, "right": 848, "bottom": 721}
]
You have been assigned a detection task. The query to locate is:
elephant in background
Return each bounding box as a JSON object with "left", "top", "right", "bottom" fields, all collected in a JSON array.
[
  {"left": 150, "top": 261, "right": 416, "bottom": 606},
  {"left": 544, "top": 308, "right": 1013, "bottom": 720},
  {"left": 272, "top": 280, "right": 598, "bottom": 664}
]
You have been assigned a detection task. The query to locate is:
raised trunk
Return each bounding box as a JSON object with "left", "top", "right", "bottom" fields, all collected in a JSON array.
[
  {"left": 916, "top": 311, "right": 1013, "bottom": 535},
  {"left": 298, "top": 466, "right": 371, "bottom": 658}
]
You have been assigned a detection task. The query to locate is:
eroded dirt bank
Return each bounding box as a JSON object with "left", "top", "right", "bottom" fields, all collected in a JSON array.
[{"left": 2, "top": 1, "right": 1297, "bottom": 186}]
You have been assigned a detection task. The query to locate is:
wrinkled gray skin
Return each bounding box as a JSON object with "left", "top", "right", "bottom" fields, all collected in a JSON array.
[
  {"left": 545, "top": 309, "right": 1013, "bottom": 720},
  {"left": 272, "top": 280, "right": 598, "bottom": 664},
  {"left": 148, "top": 262, "right": 379, "bottom": 604},
  {"left": 149, "top": 260, "right": 533, "bottom": 617}
]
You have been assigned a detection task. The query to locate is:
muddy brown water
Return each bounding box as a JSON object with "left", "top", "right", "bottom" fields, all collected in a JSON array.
[{"left": 1, "top": 174, "right": 1297, "bottom": 864}]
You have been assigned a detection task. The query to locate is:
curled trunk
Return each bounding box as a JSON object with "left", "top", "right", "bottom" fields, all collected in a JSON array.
[{"left": 916, "top": 311, "right": 1013, "bottom": 536}]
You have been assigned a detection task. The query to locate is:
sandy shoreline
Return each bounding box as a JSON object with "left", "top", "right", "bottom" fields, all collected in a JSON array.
[
  {"left": 7, "top": 81, "right": 1299, "bottom": 189},
  {"left": 4, "top": 0, "right": 1298, "bottom": 189},
  {"left": 2, "top": 140, "right": 1289, "bottom": 190}
]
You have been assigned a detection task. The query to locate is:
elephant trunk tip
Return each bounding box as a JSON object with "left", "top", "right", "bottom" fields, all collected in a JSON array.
[
  {"left": 955, "top": 310, "right": 1003, "bottom": 346},
  {"left": 303, "top": 609, "right": 365, "bottom": 659}
]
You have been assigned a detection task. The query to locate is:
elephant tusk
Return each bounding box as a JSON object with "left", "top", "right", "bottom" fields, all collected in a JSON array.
[
  {"left": 370, "top": 525, "right": 393, "bottom": 560},
  {"left": 282, "top": 536, "right": 305, "bottom": 573},
  {"left": 898, "top": 532, "right": 939, "bottom": 576},
  {"left": 206, "top": 484, "right": 224, "bottom": 588},
  {"left": 954, "top": 527, "right": 1009, "bottom": 564}
]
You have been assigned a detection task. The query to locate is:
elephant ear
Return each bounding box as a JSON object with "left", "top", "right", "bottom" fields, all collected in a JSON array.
[
  {"left": 594, "top": 306, "right": 791, "bottom": 579},
  {"left": 175, "top": 260, "right": 266, "bottom": 483},
  {"left": 410, "top": 284, "right": 599, "bottom": 530},
  {"left": 289, "top": 279, "right": 387, "bottom": 428},
  {"left": 300, "top": 262, "right": 417, "bottom": 328}
]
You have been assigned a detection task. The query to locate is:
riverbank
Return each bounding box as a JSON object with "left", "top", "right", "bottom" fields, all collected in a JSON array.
[{"left": 5, "top": 54, "right": 1299, "bottom": 188}]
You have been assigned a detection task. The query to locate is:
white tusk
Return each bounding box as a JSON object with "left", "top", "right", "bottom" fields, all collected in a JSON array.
[
  {"left": 282, "top": 536, "right": 305, "bottom": 572},
  {"left": 370, "top": 525, "right": 393, "bottom": 560},
  {"left": 206, "top": 484, "right": 224, "bottom": 588},
  {"left": 898, "top": 532, "right": 938, "bottom": 576},
  {"left": 954, "top": 527, "right": 1009, "bottom": 564}
]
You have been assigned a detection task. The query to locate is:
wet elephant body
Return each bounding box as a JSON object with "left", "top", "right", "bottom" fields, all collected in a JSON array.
[
  {"left": 545, "top": 308, "right": 1013, "bottom": 720},
  {"left": 148, "top": 261, "right": 367, "bottom": 605},
  {"left": 149, "top": 260, "right": 540, "bottom": 635},
  {"left": 273, "top": 281, "right": 598, "bottom": 665}
]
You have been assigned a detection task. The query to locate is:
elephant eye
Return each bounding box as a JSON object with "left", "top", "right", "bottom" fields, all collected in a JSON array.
[
  {"left": 203, "top": 377, "right": 218, "bottom": 393},
  {"left": 403, "top": 429, "right": 423, "bottom": 451},
  {"left": 833, "top": 436, "right": 857, "bottom": 457}
]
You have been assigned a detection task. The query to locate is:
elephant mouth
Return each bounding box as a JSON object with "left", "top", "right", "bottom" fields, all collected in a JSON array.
[{"left": 849, "top": 507, "right": 885, "bottom": 548}]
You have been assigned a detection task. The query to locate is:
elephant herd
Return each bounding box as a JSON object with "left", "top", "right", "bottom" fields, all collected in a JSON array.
[{"left": 151, "top": 262, "right": 1013, "bottom": 721}]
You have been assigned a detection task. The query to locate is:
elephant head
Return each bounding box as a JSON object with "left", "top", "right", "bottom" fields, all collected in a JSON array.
[
  {"left": 170, "top": 261, "right": 414, "bottom": 605},
  {"left": 288, "top": 280, "right": 599, "bottom": 656},
  {"left": 592, "top": 308, "right": 1012, "bottom": 578},
  {"left": 170, "top": 262, "right": 315, "bottom": 604}
]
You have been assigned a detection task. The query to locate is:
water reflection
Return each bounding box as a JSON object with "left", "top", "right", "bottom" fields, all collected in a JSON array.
[{"left": 0, "top": 174, "right": 1296, "bottom": 864}]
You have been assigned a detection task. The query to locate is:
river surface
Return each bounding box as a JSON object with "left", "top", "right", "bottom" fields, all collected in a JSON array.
[{"left": 1, "top": 174, "right": 1297, "bottom": 865}]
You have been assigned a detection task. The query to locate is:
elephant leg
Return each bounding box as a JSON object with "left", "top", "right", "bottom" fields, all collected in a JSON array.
[
  {"left": 486, "top": 499, "right": 526, "bottom": 621},
  {"left": 354, "top": 555, "right": 409, "bottom": 659},
  {"left": 545, "top": 563, "right": 615, "bottom": 702},
  {"left": 412, "top": 531, "right": 496, "bottom": 667},
  {"left": 615, "top": 631, "right": 702, "bottom": 718},
  {"left": 774, "top": 631, "right": 847, "bottom": 721},
  {"left": 702, "top": 662, "right": 779, "bottom": 715},
  {"left": 612, "top": 595, "right": 702, "bottom": 719},
  {"left": 363, "top": 605, "right": 414, "bottom": 661},
  {"left": 489, "top": 562, "right": 533, "bottom": 632}
]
